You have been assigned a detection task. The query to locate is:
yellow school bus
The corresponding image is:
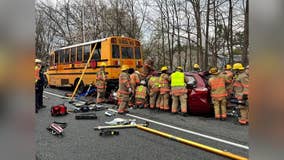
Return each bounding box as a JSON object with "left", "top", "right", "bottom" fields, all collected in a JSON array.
[{"left": 45, "top": 36, "right": 143, "bottom": 91}]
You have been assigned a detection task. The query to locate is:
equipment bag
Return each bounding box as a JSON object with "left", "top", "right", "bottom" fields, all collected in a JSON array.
[{"left": 51, "top": 104, "right": 68, "bottom": 116}]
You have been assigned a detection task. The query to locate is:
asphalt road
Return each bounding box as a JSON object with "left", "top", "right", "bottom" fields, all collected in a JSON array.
[{"left": 36, "top": 87, "right": 249, "bottom": 160}]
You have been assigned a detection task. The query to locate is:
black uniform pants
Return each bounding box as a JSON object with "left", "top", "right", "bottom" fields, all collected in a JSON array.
[{"left": 35, "top": 85, "right": 43, "bottom": 111}]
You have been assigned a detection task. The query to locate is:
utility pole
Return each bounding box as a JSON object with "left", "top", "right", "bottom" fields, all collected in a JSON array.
[{"left": 82, "top": 0, "right": 86, "bottom": 42}]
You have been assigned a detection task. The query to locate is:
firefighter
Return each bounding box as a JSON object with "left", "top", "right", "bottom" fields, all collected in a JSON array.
[
  {"left": 135, "top": 80, "right": 148, "bottom": 109},
  {"left": 223, "top": 64, "right": 234, "bottom": 95},
  {"left": 95, "top": 62, "right": 107, "bottom": 104},
  {"left": 159, "top": 66, "right": 170, "bottom": 111},
  {"left": 193, "top": 63, "right": 201, "bottom": 72},
  {"left": 117, "top": 65, "right": 132, "bottom": 114},
  {"left": 148, "top": 72, "right": 160, "bottom": 109},
  {"left": 170, "top": 66, "right": 188, "bottom": 116},
  {"left": 233, "top": 64, "right": 249, "bottom": 125},
  {"left": 129, "top": 70, "right": 141, "bottom": 108},
  {"left": 35, "top": 59, "right": 46, "bottom": 113},
  {"left": 140, "top": 58, "right": 154, "bottom": 80},
  {"left": 208, "top": 67, "right": 228, "bottom": 120}
]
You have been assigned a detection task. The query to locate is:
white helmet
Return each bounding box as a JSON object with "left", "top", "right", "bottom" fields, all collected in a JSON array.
[
  {"left": 140, "top": 80, "right": 146, "bottom": 85},
  {"left": 35, "top": 59, "right": 42, "bottom": 63}
]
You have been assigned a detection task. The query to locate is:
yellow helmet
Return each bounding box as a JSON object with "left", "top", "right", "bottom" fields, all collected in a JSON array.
[
  {"left": 176, "top": 66, "right": 183, "bottom": 70},
  {"left": 233, "top": 63, "right": 244, "bottom": 70},
  {"left": 225, "top": 64, "right": 232, "bottom": 70},
  {"left": 121, "top": 65, "right": 129, "bottom": 71},
  {"left": 161, "top": 66, "right": 168, "bottom": 71},
  {"left": 101, "top": 62, "right": 106, "bottom": 67},
  {"left": 193, "top": 64, "right": 200, "bottom": 69},
  {"left": 209, "top": 67, "right": 218, "bottom": 74}
]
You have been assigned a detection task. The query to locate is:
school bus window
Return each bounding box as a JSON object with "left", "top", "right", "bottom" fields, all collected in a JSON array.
[
  {"left": 60, "top": 50, "right": 65, "bottom": 64},
  {"left": 91, "top": 43, "right": 101, "bottom": 60},
  {"left": 122, "top": 47, "right": 134, "bottom": 59},
  {"left": 65, "top": 49, "right": 70, "bottom": 63},
  {"left": 83, "top": 45, "right": 90, "bottom": 62},
  {"left": 77, "top": 46, "right": 83, "bottom": 61},
  {"left": 71, "top": 47, "right": 76, "bottom": 62},
  {"left": 135, "top": 47, "right": 141, "bottom": 59},
  {"left": 112, "top": 45, "right": 120, "bottom": 58},
  {"left": 54, "top": 51, "right": 58, "bottom": 64}
]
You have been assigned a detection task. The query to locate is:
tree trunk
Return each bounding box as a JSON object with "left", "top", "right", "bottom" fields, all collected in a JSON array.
[
  {"left": 242, "top": 0, "right": 249, "bottom": 66},
  {"left": 204, "top": 0, "right": 210, "bottom": 70},
  {"left": 228, "top": 0, "right": 233, "bottom": 64}
]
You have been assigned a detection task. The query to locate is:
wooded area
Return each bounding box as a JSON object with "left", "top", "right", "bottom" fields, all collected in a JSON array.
[{"left": 35, "top": 0, "right": 249, "bottom": 71}]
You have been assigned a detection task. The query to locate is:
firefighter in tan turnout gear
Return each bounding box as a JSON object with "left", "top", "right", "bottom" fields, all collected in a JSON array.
[
  {"left": 148, "top": 72, "right": 161, "bottom": 109},
  {"left": 170, "top": 66, "right": 189, "bottom": 116},
  {"left": 158, "top": 66, "right": 170, "bottom": 111},
  {"left": 208, "top": 67, "right": 228, "bottom": 120},
  {"left": 95, "top": 62, "right": 107, "bottom": 104},
  {"left": 117, "top": 65, "right": 132, "bottom": 114},
  {"left": 233, "top": 64, "right": 249, "bottom": 125}
]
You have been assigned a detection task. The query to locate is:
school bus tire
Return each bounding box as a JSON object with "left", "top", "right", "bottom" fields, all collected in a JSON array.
[{"left": 74, "top": 78, "right": 85, "bottom": 94}]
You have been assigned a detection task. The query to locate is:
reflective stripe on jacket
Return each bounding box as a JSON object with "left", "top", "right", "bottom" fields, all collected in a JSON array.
[
  {"left": 148, "top": 76, "right": 160, "bottom": 92},
  {"left": 118, "top": 72, "right": 131, "bottom": 95},
  {"left": 35, "top": 66, "right": 40, "bottom": 83},
  {"left": 135, "top": 85, "right": 147, "bottom": 99},
  {"left": 170, "top": 71, "right": 185, "bottom": 87},
  {"left": 96, "top": 71, "right": 106, "bottom": 89},
  {"left": 208, "top": 74, "right": 227, "bottom": 99},
  {"left": 159, "top": 73, "right": 170, "bottom": 94},
  {"left": 233, "top": 72, "right": 249, "bottom": 99}
]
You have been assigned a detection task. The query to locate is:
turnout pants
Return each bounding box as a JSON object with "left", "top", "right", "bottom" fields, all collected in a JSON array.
[
  {"left": 238, "top": 105, "right": 249, "bottom": 124},
  {"left": 212, "top": 98, "right": 227, "bottom": 119},
  {"left": 149, "top": 91, "right": 160, "bottom": 109},
  {"left": 171, "top": 94, "right": 187, "bottom": 113},
  {"left": 118, "top": 94, "right": 130, "bottom": 113},
  {"left": 159, "top": 93, "right": 170, "bottom": 110}
]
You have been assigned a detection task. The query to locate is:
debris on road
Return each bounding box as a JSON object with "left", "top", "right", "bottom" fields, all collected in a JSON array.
[
  {"left": 105, "top": 118, "right": 136, "bottom": 125},
  {"left": 75, "top": 113, "right": 97, "bottom": 120},
  {"left": 99, "top": 130, "right": 119, "bottom": 136},
  {"left": 46, "top": 121, "right": 67, "bottom": 136},
  {"left": 104, "top": 111, "right": 116, "bottom": 117}
]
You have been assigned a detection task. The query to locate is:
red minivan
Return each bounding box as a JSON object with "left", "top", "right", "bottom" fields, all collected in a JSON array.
[{"left": 185, "top": 72, "right": 213, "bottom": 115}]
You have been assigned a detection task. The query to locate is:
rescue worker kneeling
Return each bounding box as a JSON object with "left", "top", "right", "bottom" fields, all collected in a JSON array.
[
  {"left": 208, "top": 67, "right": 227, "bottom": 120},
  {"left": 135, "top": 80, "right": 148, "bottom": 109},
  {"left": 170, "top": 66, "right": 188, "bottom": 116},
  {"left": 117, "top": 65, "right": 132, "bottom": 114}
]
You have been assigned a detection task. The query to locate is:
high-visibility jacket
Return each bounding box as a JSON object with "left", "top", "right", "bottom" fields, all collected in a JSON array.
[
  {"left": 148, "top": 76, "right": 160, "bottom": 92},
  {"left": 35, "top": 66, "right": 40, "bottom": 83},
  {"left": 135, "top": 85, "right": 147, "bottom": 99},
  {"left": 96, "top": 70, "right": 107, "bottom": 89},
  {"left": 233, "top": 71, "right": 249, "bottom": 100},
  {"left": 208, "top": 73, "right": 227, "bottom": 100},
  {"left": 170, "top": 71, "right": 185, "bottom": 87},
  {"left": 159, "top": 73, "right": 170, "bottom": 94},
  {"left": 118, "top": 72, "right": 131, "bottom": 95}
]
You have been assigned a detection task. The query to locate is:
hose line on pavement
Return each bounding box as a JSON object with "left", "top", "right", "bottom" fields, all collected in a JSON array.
[{"left": 136, "top": 125, "right": 248, "bottom": 160}]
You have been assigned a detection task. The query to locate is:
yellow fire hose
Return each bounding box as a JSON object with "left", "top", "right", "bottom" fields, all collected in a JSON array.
[
  {"left": 70, "top": 43, "right": 98, "bottom": 101},
  {"left": 136, "top": 125, "right": 248, "bottom": 160}
]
